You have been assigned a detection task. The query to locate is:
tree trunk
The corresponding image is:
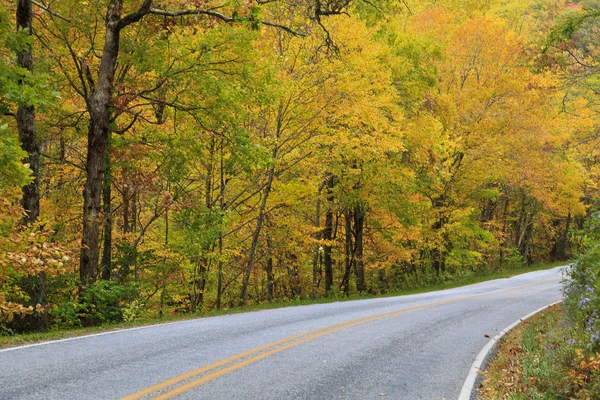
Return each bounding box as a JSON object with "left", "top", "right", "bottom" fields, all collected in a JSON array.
[
  {"left": 131, "top": 189, "right": 138, "bottom": 233},
  {"left": 16, "top": 0, "right": 39, "bottom": 225},
  {"left": 16, "top": 0, "right": 47, "bottom": 332},
  {"left": 100, "top": 136, "right": 112, "bottom": 281},
  {"left": 240, "top": 103, "right": 285, "bottom": 305},
  {"left": 342, "top": 210, "right": 353, "bottom": 296},
  {"left": 323, "top": 175, "right": 335, "bottom": 294},
  {"left": 80, "top": 8, "right": 122, "bottom": 286},
  {"left": 123, "top": 185, "right": 130, "bottom": 234},
  {"left": 216, "top": 148, "right": 225, "bottom": 309},
  {"left": 354, "top": 205, "right": 365, "bottom": 292},
  {"left": 552, "top": 212, "right": 571, "bottom": 261},
  {"left": 431, "top": 217, "right": 446, "bottom": 275},
  {"left": 430, "top": 195, "right": 447, "bottom": 275},
  {"left": 239, "top": 162, "right": 275, "bottom": 305},
  {"left": 265, "top": 237, "right": 274, "bottom": 302},
  {"left": 311, "top": 182, "right": 324, "bottom": 297},
  {"left": 521, "top": 220, "right": 534, "bottom": 263},
  {"left": 191, "top": 263, "right": 207, "bottom": 311}
]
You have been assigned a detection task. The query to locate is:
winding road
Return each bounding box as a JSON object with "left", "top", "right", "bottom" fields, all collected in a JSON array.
[{"left": 0, "top": 266, "right": 565, "bottom": 400}]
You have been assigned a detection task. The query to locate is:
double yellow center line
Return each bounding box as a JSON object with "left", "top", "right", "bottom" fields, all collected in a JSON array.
[{"left": 123, "top": 277, "right": 560, "bottom": 399}]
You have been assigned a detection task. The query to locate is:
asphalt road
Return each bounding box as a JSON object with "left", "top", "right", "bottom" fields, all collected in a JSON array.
[{"left": 0, "top": 266, "right": 565, "bottom": 400}]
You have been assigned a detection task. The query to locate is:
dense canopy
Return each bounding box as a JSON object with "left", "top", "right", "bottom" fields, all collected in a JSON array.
[{"left": 1, "top": 0, "right": 599, "bottom": 332}]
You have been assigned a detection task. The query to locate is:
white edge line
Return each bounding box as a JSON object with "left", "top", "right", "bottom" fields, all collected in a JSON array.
[
  {"left": 0, "top": 298, "right": 327, "bottom": 354},
  {"left": 457, "top": 300, "right": 563, "bottom": 400},
  {"left": 0, "top": 317, "right": 200, "bottom": 354}
]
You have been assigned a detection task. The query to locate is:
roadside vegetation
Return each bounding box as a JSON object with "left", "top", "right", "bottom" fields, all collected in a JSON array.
[
  {"left": 478, "top": 303, "right": 600, "bottom": 400},
  {"left": 0, "top": 260, "right": 566, "bottom": 348},
  {"left": 479, "top": 214, "right": 600, "bottom": 399},
  {"left": 1, "top": 0, "right": 599, "bottom": 339}
]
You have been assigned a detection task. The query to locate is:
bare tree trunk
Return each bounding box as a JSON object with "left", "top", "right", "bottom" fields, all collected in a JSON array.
[
  {"left": 131, "top": 189, "right": 138, "bottom": 233},
  {"left": 239, "top": 161, "right": 276, "bottom": 305},
  {"left": 217, "top": 234, "right": 223, "bottom": 309},
  {"left": 240, "top": 102, "right": 285, "bottom": 305},
  {"left": 430, "top": 195, "right": 448, "bottom": 275},
  {"left": 323, "top": 175, "right": 335, "bottom": 294},
  {"left": 123, "top": 185, "right": 130, "bottom": 234},
  {"left": 311, "top": 182, "right": 325, "bottom": 297},
  {"left": 80, "top": 7, "right": 123, "bottom": 286},
  {"left": 552, "top": 212, "right": 571, "bottom": 261},
  {"left": 498, "top": 194, "right": 509, "bottom": 266},
  {"left": 16, "top": 0, "right": 47, "bottom": 331},
  {"left": 79, "top": 0, "right": 155, "bottom": 285},
  {"left": 354, "top": 205, "right": 365, "bottom": 292},
  {"left": 191, "top": 262, "right": 207, "bottom": 311},
  {"left": 16, "top": 0, "right": 39, "bottom": 225},
  {"left": 216, "top": 148, "right": 225, "bottom": 309},
  {"left": 342, "top": 210, "right": 353, "bottom": 296},
  {"left": 521, "top": 220, "right": 534, "bottom": 263},
  {"left": 100, "top": 137, "right": 112, "bottom": 281},
  {"left": 431, "top": 218, "right": 446, "bottom": 275},
  {"left": 517, "top": 205, "right": 536, "bottom": 263},
  {"left": 265, "top": 236, "right": 274, "bottom": 302}
]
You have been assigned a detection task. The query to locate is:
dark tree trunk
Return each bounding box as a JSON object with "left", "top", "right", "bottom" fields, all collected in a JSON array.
[
  {"left": 311, "top": 184, "right": 323, "bottom": 297},
  {"left": 80, "top": 7, "right": 123, "bottom": 286},
  {"left": 521, "top": 220, "right": 534, "bottom": 263},
  {"left": 551, "top": 212, "right": 571, "bottom": 261},
  {"left": 517, "top": 202, "right": 536, "bottom": 263},
  {"left": 240, "top": 155, "right": 276, "bottom": 305},
  {"left": 191, "top": 263, "right": 207, "bottom": 312},
  {"left": 354, "top": 205, "right": 365, "bottom": 292},
  {"left": 131, "top": 189, "right": 138, "bottom": 233},
  {"left": 16, "top": 0, "right": 39, "bottom": 225},
  {"left": 498, "top": 194, "right": 509, "bottom": 266},
  {"left": 123, "top": 185, "right": 130, "bottom": 234},
  {"left": 265, "top": 237, "right": 274, "bottom": 302},
  {"left": 342, "top": 210, "right": 353, "bottom": 296},
  {"left": 431, "top": 217, "right": 446, "bottom": 275},
  {"left": 240, "top": 103, "right": 285, "bottom": 305},
  {"left": 430, "top": 195, "right": 447, "bottom": 275},
  {"left": 216, "top": 233, "right": 223, "bottom": 309},
  {"left": 16, "top": 0, "right": 47, "bottom": 332},
  {"left": 323, "top": 175, "right": 335, "bottom": 294},
  {"left": 100, "top": 136, "right": 112, "bottom": 281},
  {"left": 216, "top": 148, "right": 225, "bottom": 309}
]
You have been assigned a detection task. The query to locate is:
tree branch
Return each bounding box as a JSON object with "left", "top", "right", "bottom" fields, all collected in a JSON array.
[
  {"left": 119, "top": 0, "right": 153, "bottom": 29},
  {"left": 148, "top": 7, "right": 305, "bottom": 36},
  {"left": 31, "top": 0, "right": 71, "bottom": 22},
  {"left": 148, "top": 7, "right": 234, "bottom": 21}
]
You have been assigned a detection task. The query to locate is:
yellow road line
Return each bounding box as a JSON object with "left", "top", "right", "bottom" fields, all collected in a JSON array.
[
  {"left": 123, "top": 276, "right": 560, "bottom": 399},
  {"left": 121, "top": 315, "right": 377, "bottom": 400}
]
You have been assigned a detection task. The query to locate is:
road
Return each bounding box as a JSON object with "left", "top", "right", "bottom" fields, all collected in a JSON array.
[{"left": 0, "top": 266, "right": 565, "bottom": 400}]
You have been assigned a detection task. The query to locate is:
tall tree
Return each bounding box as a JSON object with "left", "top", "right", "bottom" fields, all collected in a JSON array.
[
  {"left": 15, "top": 0, "right": 38, "bottom": 225},
  {"left": 72, "top": 0, "right": 303, "bottom": 285}
]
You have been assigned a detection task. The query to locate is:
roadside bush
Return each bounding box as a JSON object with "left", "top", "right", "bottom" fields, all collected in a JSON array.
[
  {"left": 49, "top": 299, "right": 82, "bottom": 329},
  {"left": 48, "top": 280, "right": 140, "bottom": 328},
  {"left": 77, "top": 281, "right": 139, "bottom": 326},
  {"left": 564, "top": 212, "right": 600, "bottom": 351},
  {"left": 122, "top": 300, "right": 146, "bottom": 322},
  {"left": 479, "top": 305, "right": 600, "bottom": 400}
]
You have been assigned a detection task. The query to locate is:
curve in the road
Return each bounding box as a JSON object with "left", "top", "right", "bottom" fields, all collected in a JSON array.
[
  {"left": 458, "top": 300, "right": 563, "bottom": 400},
  {"left": 124, "top": 276, "right": 560, "bottom": 400}
]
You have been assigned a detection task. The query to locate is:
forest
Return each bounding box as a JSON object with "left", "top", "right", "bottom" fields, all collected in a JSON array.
[{"left": 1, "top": 0, "right": 599, "bottom": 333}]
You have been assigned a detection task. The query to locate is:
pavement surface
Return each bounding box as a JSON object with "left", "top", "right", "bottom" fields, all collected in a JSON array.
[{"left": 0, "top": 266, "right": 566, "bottom": 400}]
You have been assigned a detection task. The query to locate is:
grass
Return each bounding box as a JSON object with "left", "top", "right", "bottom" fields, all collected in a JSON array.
[
  {"left": 478, "top": 304, "right": 600, "bottom": 399},
  {"left": 0, "top": 260, "right": 568, "bottom": 349}
]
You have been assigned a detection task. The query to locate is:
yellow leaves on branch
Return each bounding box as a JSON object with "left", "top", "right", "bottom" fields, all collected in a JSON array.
[{"left": 0, "top": 222, "right": 73, "bottom": 322}]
